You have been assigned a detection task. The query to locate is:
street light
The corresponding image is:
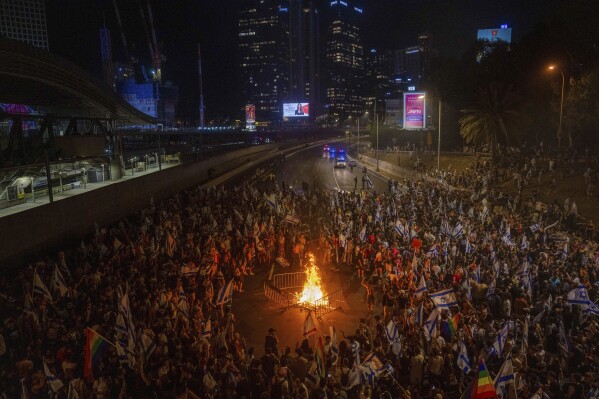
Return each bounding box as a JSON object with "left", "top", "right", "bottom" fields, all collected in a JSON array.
[
  {"left": 375, "top": 100, "right": 379, "bottom": 171},
  {"left": 419, "top": 94, "right": 442, "bottom": 171},
  {"left": 548, "top": 65, "right": 565, "bottom": 148}
]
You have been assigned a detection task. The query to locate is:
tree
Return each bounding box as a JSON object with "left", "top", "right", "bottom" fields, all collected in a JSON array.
[
  {"left": 458, "top": 83, "right": 528, "bottom": 163},
  {"left": 563, "top": 68, "right": 599, "bottom": 147}
]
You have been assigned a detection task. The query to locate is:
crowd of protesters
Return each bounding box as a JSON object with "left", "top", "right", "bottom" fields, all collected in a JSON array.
[{"left": 1, "top": 142, "right": 599, "bottom": 399}]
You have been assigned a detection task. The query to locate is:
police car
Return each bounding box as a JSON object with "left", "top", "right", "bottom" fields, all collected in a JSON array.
[{"left": 334, "top": 156, "right": 347, "bottom": 168}]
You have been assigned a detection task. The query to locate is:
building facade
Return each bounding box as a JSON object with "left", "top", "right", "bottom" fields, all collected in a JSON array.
[
  {"left": 392, "top": 33, "right": 432, "bottom": 91},
  {"left": 326, "top": 0, "right": 364, "bottom": 121},
  {"left": 289, "top": 0, "right": 321, "bottom": 111},
  {"left": 239, "top": 0, "right": 290, "bottom": 122},
  {"left": 0, "top": 0, "right": 49, "bottom": 50}
]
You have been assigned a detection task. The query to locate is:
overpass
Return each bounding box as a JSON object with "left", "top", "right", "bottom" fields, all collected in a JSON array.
[{"left": 0, "top": 37, "right": 155, "bottom": 166}]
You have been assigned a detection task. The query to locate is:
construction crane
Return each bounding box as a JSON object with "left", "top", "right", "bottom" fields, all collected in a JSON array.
[{"left": 137, "top": 0, "right": 163, "bottom": 83}]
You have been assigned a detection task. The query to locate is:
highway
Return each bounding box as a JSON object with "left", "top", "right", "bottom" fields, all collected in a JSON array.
[{"left": 271, "top": 144, "right": 390, "bottom": 193}]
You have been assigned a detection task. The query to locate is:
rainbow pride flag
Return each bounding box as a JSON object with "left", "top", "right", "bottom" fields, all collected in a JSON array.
[
  {"left": 448, "top": 312, "right": 461, "bottom": 337},
  {"left": 84, "top": 328, "right": 112, "bottom": 382},
  {"left": 468, "top": 359, "right": 497, "bottom": 399}
]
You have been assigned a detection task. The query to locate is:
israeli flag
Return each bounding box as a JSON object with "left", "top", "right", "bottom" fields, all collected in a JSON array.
[
  {"left": 452, "top": 222, "right": 464, "bottom": 239},
  {"left": 457, "top": 341, "right": 471, "bottom": 374},
  {"left": 359, "top": 226, "right": 367, "bottom": 243},
  {"left": 426, "top": 244, "right": 439, "bottom": 258},
  {"left": 463, "top": 278, "right": 472, "bottom": 301},
  {"left": 413, "top": 302, "right": 425, "bottom": 326},
  {"left": 493, "top": 354, "right": 515, "bottom": 398},
  {"left": 487, "top": 279, "right": 496, "bottom": 297},
  {"left": 385, "top": 320, "right": 398, "bottom": 342},
  {"left": 492, "top": 323, "right": 509, "bottom": 357},
  {"left": 529, "top": 223, "right": 540, "bottom": 233},
  {"left": 375, "top": 211, "right": 382, "bottom": 223},
  {"left": 423, "top": 308, "right": 439, "bottom": 341},
  {"left": 415, "top": 275, "right": 427, "bottom": 299},
  {"left": 215, "top": 280, "right": 234, "bottom": 305},
  {"left": 430, "top": 288, "right": 458, "bottom": 308},
  {"left": 559, "top": 321, "right": 572, "bottom": 353}
]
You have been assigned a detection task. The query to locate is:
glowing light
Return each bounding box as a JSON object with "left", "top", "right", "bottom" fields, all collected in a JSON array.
[{"left": 296, "top": 254, "right": 328, "bottom": 306}]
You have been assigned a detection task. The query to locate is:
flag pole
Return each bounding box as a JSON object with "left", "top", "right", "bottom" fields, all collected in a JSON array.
[{"left": 87, "top": 327, "right": 116, "bottom": 347}]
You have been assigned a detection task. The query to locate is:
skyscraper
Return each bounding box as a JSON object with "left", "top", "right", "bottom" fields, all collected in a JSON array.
[
  {"left": 326, "top": 0, "right": 364, "bottom": 121},
  {"left": 0, "top": 0, "right": 49, "bottom": 50},
  {"left": 239, "top": 0, "right": 290, "bottom": 122},
  {"left": 289, "top": 1, "right": 321, "bottom": 109},
  {"left": 393, "top": 33, "right": 433, "bottom": 91}
]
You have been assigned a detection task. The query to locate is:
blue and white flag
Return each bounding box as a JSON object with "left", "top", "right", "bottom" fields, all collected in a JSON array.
[
  {"left": 487, "top": 278, "right": 496, "bottom": 297},
  {"left": 465, "top": 239, "right": 472, "bottom": 254},
  {"left": 413, "top": 302, "right": 425, "bottom": 326},
  {"left": 501, "top": 233, "right": 515, "bottom": 246},
  {"left": 463, "top": 278, "right": 472, "bottom": 301},
  {"left": 520, "top": 235, "right": 528, "bottom": 251},
  {"left": 529, "top": 223, "right": 540, "bottom": 233},
  {"left": 452, "top": 222, "right": 464, "bottom": 239},
  {"left": 216, "top": 280, "right": 234, "bottom": 305},
  {"left": 181, "top": 264, "right": 199, "bottom": 277},
  {"left": 359, "top": 226, "right": 367, "bottom": 243},
  {"left": 566, "top": 285, "right": 599, "bottom": 317},
  {"left": 457, "top": 340, "right": 471, "bottom": 374},
  {"left": 395, "top": 220, "right": 406, "bottom": 238},
  {"left": 415, "top": 275, "right": 427, "bottom": 299},
  {"left": 264, "top": 193, "right": 278, "bottom": 213},
  {"left": 426, "top": 244, "right": 439, "bottom": 258},
  {"left": 492, "top": 323, "right": 509, "bottom": 357},
  {"left": 440, "top": 219, "right": 451, "bottom": 237},
  {"left": 385, "top": 320, "right": 398, "bottom": 342},
  {"left": 493, "top": 354, "right": 515, "bottom": 398},
  {"left": 141, "top": 331, "right": 156, "bottom": 359},
  {"left": 430, "top": 288, "right": 458, "bottom": 308},
  {"left": 43, "top": 360, "right": 64, "bottom": 393},
  {"left": 33, "top": 270, "right": 52, "bottom": 302},
  {"left": 559, "top": 321, "right": 572, "bottom": 353},
  {"left": 423, "top": 308, "right": 439, "bottom": 341},
  {"left": 52, "top": 266, "right": 68, "bottom": 297},
  {"left": 375, "top": 211, "right": 382, "bottom": 223}
]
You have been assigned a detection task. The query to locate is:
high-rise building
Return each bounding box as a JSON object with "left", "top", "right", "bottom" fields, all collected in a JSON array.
[
  {"left": 289, "top": 1, "right": 321, "bottom": 110},
  {"left": 392, "top": 33, "right": 433, "bottom": 91},
  {"left": 0, "top": 0, "right": 49, "bottom": 50},
  {"left": 326, "top": 0, "right": 364, "bottom": 120},
  {"left": 239, "top": 0, "right": 290, "bottom": 122},
  {"left": 364, "top": 48, "right": 392, "bottom": 117}
]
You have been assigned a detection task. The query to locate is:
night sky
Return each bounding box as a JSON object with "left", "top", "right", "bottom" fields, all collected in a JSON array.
[{"left": 45, "top": 0, "right": 561, "bottom": 121}]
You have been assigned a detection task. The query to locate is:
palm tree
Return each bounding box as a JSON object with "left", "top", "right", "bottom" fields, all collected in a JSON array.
[{"left": 459, "top": 83, "right": 526, "bottom": 164}]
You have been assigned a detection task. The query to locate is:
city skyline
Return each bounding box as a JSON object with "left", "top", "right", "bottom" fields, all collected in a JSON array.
[{"left": 38, "top": 0, "right": 560, "bottom": 121}]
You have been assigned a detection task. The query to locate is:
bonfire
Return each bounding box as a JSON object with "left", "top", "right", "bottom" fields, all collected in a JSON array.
[{"left": 295, "top": 254, "right": 329, "bottom": 306}]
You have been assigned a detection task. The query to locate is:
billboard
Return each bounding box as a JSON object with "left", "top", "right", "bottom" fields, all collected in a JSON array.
[
  {"left": 283, "top": 102, "right": 309, "bottom": 117},
  {"left": 403, "top": 93, "right": 426, "bottom": 130},
  {"left": 477, "top": 27, "right": 512, "bottom": 44},
  {"left": 245, "top": 104, "right": 256, "bottom": 130}
]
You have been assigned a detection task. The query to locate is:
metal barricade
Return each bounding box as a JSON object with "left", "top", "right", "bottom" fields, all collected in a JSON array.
[
  {"left": 311, "top": 289, "right": 344, "bottom": 319},
  {"left": 263, "top": 282, "right": 292, "bottom": 309},
  {"left": 272, "top": 272, "right": 306, "bottom": 290}
]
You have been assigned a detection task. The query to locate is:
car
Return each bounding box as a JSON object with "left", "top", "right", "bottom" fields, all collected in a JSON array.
[
  {"left": 348, "top": 160, "right": 357, "bottom": 167},
  {"left": 323, "top": 145, "right": 330, "bottom": 152},
  {"left": 334, "top": 157, "right": 347, "bottom": 168}
]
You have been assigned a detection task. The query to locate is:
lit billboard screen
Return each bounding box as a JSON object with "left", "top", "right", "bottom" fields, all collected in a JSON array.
[
  {"left": 477, "top": 28, "right": 512, "bottom": 43},
  {"left": 283, "top": 103, "right": 309, "bottom": 117},
  {"left": 245, "top": 104, "right": 256, "bottom": 123},
  {"left": 245, "top": 104, "right": 256, "bottom": 130},
  {"left": 403, "top": 93, "right": 426, "bottom": 130}
]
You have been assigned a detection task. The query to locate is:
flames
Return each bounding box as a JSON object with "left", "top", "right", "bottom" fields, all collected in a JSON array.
[{"left": 296, "top": 254, "right": 328, "bottom": 306}]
